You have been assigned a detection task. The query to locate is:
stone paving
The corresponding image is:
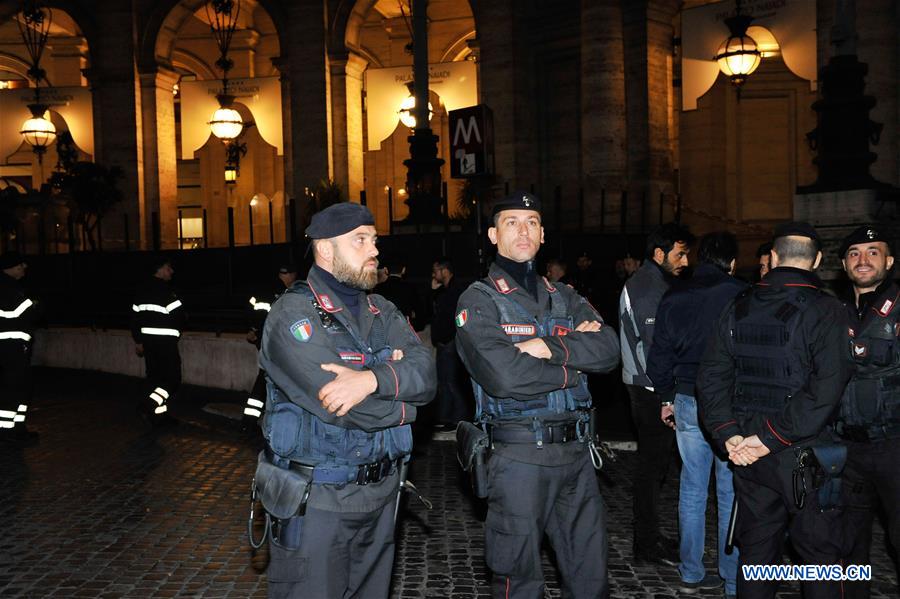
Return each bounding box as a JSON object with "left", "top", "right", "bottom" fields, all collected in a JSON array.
[{"left": 0, "top": 368, "right": 897, "bottom": 598}]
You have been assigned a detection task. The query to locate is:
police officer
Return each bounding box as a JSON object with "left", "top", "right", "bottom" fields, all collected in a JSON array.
[
  {"left": 241, "top": 263, "right": 298, "bottom": 433},
  {"left": 0, "top": 251, "right": 39, "bottom": 445},
  {"left": 454, "top": 192, "right": 620, "bottom": 598},
  {"left": 836, "top": 225, "right": 900, "bottom": 599},
  {"left": 258, "top": 202, "right": 436, "bottom": 598},
  {"left": 131, "top": 256, "right": 184, "bottom": 426},
  {"left": 697, "top": 222, "right": 853, "bottom": 599}
]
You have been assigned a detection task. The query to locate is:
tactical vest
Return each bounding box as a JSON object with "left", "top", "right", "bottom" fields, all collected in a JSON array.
[
  {"left": 469, "top": 280, "right": 592, "bottom": 423},
  {"left": 840, "top": 290, "right": 900, "bottom": 431},
  {"left": 729, "top": 284, "right": 819, "bottom": 422},
  {"left": 263, "top": 282, "right": 412, "bottom": 468}
]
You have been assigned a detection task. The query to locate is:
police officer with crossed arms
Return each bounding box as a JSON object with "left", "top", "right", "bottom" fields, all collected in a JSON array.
[
  {"left": 836, "top": 225, "right": 900, "bottom": 599},
  {"left": 455, "top": 191, "right": 620, "bottom": 598},
  {"left": 258, "top": 203, "right": 435, "bottom": 598}
]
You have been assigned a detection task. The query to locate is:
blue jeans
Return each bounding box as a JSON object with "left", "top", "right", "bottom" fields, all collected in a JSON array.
[{"left": 675, "top": 393, "right": 738, "bottom": 594}]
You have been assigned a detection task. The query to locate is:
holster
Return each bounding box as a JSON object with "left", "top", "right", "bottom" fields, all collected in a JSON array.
[
  {"left": 811, "top": 443, "right": 847, "bottom": 511},
  {"left": 455, "top": 422, "right": 489, "bottom": 499},
  {"left": 253, "top": 450, "right": 312, "bottom": 520}
]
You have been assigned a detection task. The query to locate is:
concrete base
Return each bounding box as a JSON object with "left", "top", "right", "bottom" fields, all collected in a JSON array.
[
  {"left": 31, "top": 328, "right": 259, "bottom": 392},
  {"left": 794, "top": 188, "right": 900, "bottom": 280}
]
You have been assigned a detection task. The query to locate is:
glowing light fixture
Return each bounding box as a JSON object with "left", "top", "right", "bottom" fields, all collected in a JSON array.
[
  {"left": 16, "top": 1, "right": 56, "bottom": 159},
  {"left": 398, "top": 95, "right": 433, "bottom": 129},
  {"left": 714, "top": 0, "right": 761, "bottom": 88},
  {"left": 224, "top": 163, "right": 237, "bottom": 184},
  {"left": 209, "top": 103, "right": 243, "bottom": 141}
]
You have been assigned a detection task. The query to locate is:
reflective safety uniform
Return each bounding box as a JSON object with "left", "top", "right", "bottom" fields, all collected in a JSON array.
[
  {"left": 0, "top": 271, "right": 38, "bottom": 436},
  {"left": 130, "top": 276, "right": 184, "bottom": 420},
  {"left": 455, "top": 262, "right": 620, "bottom": 599},
  {"left": 258, "top": 266, "right": 435, "bottom": 598},
  {"left": 243, "top": 292, "right": 279, "bottom": 424},
  {"left": 697, "top": 266, "right": 853, "bottom": 599}
]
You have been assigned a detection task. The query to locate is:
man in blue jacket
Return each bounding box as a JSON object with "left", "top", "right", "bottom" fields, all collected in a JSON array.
[
  {"left": 647, "top": 232, "right": 747, "bottom": 598},
  {"left": 619, "top": 222, "right": 694, "bottom": 564}
]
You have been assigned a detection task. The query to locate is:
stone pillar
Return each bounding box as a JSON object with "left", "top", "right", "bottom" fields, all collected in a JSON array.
[
  {"left": 284, "top": 1, "right": 331, "bottom": 229},
  {"left": 229, "top": 29, "right": 260, "bottom": 79},
  {"left": 48, "top": 36, "right": 88, "bottom": 87},
  {"left": 329, "top": 52, "right": 368, "bottom": 203},
  {"left": 580, "top": 0, "right": 627, "bottom": 225},
  {"left": 88, "top": 0, "right": 142, "bottom": 249},
  {"left": 138, "top": 66, "right": 179, "bottom": 248}
]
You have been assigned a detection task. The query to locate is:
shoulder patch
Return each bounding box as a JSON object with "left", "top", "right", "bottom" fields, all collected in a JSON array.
[
  {"left": 290, "top": 318, "right": 313, "bottom": 342},
  {"left": 455, "top": 309, "right": 469, "bottom": 327}
]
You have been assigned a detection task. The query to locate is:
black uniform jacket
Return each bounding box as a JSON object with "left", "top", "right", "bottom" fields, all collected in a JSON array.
[
  {"left": 455, "top": 262, "right": 620, "bottom": 404},
  {"left": 260, "top": 267, "right": 436, "bottom": 433},
  {"left": 130, "top": 276, "right": 185, "bottom": 344},
  {"left": 697, "top": 266, "right": 853, "bottom": 454},
  {"left": 0, "top": 272, "right": 38, "bottom": 343}
]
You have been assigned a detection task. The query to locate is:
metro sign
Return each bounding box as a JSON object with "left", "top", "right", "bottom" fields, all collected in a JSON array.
[{"left": 449, "top": 105, "right": 494, "bottom": 178}]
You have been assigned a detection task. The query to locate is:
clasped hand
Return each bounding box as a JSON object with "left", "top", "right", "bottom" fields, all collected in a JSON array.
[
  {"left": 726, "top": 434, "right": 770, "bottom": 466},
  {"left": 319, "top": 349, "right": 403, "bottom": 416}
]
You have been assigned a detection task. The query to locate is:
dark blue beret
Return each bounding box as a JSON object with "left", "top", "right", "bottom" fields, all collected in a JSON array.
[
  {"left": 492, "top": 191, "right": 542, "bottom": 219},
  {"left": 840, "top": 225, "right": 893, "bottom": 256},
  {"left": 306, "top": 202, "right": 375, "bottom": 239},
  {"left": 773, "top": 221, "right": 820, "bottom": 250}
]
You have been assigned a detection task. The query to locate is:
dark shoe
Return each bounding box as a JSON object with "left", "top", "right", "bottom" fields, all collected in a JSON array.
[
  {"left": 679, "top": 574, "right": 723, "bottom": 594},
  {"left": 633, "top": 541, "right": 678, "bottom": 567}
]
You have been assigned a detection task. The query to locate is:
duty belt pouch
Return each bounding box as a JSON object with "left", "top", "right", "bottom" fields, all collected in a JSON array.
[
  {"left": 254, "top": 450, "right": 312, "bottom": 520},
  {"left": 811, "top": 444, "right": 847, "bottom": 511},
  {"left": 455, "top": 422, "right": 489, "bottom": 499}
]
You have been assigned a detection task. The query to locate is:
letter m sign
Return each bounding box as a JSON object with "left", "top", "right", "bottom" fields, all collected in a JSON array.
[{"left": 449, "top": 105, "right": 494, "bottom": 178}]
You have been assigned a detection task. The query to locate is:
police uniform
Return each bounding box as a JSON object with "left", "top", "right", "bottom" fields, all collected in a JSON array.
[
  {"left": 454, "top": 192, "right": 620, "bottom": 599},
  {"left": 697, "top": 222, "right": 853, "bottom": 599},
  {"left": 130, "top": 258, "right": 184, "bottom": 423},
  {"left": 835, "top": 226, "right": 900, "bottom": 599},
  {"left": 0, "top": 252, "right": 39, "bottom": 444},
  {"left": 259, "top": 203, "right": 436, "bottom": 598}
]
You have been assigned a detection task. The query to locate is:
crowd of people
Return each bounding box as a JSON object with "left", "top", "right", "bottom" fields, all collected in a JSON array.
[{"left": 0, "top": 191, "right": 898, "bottom": 599}]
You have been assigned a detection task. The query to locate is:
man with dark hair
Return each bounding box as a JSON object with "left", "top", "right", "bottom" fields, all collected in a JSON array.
[
  {"left": 647, "top": 231, "right": 746, "bottom": 597},
  {"left": 431, "top": 256, "right": 469, "bottom": 429},
  {"left": 0, "top": 252, "right": 39, "bottom": 445},
  {"left": 619, "top": 221, "right": 694, "bottom": 565},
  {"left": 545, "top": 258, "right": 568, "bottom": 283},
  {"left": 697, "top": 221, "right": 852, "bottom": 599},
  {"left": 131, "top": 256, "right": 184, "bottom": 427},
  {"left": 756, "top": 241, "right": 773, "bottom": 280},
  {"left": 836, "top": 225, "right": 900, "bottom": 599},
  {"left": 374, "top": 257, "right": 421, "bottom": 326},
  {"left": 456, "top": 191, "right": 620, "bottom": 597}
]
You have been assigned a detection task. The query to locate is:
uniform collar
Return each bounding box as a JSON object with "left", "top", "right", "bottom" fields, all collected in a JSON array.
[
  {"left": 487, "top": 262, "right": 552, "bottom": 317},
  {"left": 306, "top": 266, "right": 379, "bottom": 339},
  {"left": 856, "top": 279, "right": 899, "bottom": 321},
  {"left": 758, "top": 266, "right": 823, "bottom": 289}
]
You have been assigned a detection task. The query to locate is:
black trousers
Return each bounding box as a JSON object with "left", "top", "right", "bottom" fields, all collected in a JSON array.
[
  {"left": 436, "top": 339, "right": 471, "bottom": 424},
  {"left": 142, "top": 338, "right": 181, "bottom": 415},
  {"left": 0, "top": 341, "right": 31, "bottom": 429},
  {"left": 734, "top": 455, "right": 844, "bottom": 599},
  {"left": 841, "top": 437, "right": 900, "bottom": 599},
  {"left": 627, "top": 385, "right": 675, "bottom": 549},
  {"left": 485, "top": 450, "right": 608, "bottom": 599},
  {"left": 267, "top": 499, "right": 398, "bottom": 598}
]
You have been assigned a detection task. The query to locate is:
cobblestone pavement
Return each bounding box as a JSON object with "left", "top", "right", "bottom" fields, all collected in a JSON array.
[{"left": 1, "top": 368, "right": 897, "bottom": 598}]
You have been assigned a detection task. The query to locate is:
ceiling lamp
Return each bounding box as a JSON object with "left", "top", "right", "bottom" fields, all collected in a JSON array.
[{"left": 714, "top": 0, "right": 761, "bottom": 88}]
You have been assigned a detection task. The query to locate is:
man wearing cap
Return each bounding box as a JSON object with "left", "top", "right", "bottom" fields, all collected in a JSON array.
[
  {"left": 258, "top": 202, "right": 436, "bottom": 598},
  {"left": 241, "top": 262, "right": 298, "bottom": 434},
  {"left": 697, "top": 221, "right": 853, "bottom": 599},
  {"left": 131, "top": 256, "right": 184, "bottom": 427},
  {"left": 0, "top": 251, "right": 40, "bottom": 445},
  {"left": 836, "top": 225, "right": 900, "bottom": 598},
  {"left": 454, "top": 191, "right": 620, "bottom": 598}
]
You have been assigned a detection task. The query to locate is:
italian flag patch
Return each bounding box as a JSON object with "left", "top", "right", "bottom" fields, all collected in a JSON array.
[{"left": 455, "top": 309, "right": 468, "bottom": 327}]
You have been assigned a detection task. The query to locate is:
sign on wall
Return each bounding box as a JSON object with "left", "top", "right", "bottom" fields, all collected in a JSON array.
[
  {"left": 0, "top": 87, "right": 93, "bottom": 162},
  {"left": 180, "top": 77, "right": 283, "bottom": 157},
  {"left": 365, "top": 61, "right": 478, "bottom": 151},
  {"left": 449, "top": 105, "right": 494, "bottom": 178}
]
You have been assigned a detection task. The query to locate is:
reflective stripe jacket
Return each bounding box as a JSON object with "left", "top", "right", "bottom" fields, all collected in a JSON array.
[
  {"left": 0, "top": 272, "right": 37, "bottom": 344},
  {"left": 619, "top": 260, "right": 670, "bottom": 387},
  {"left": 130, "top": 276, "right": 185, "bottom": 343}
]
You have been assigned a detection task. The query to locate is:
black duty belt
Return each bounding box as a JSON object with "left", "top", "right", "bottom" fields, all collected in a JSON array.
[
  {"left": 837, "top": 423, "right": 900, "bottom": 443},
  {"left": 489, "top": 421, "right": 582, "bottom": 445},
  {"left": 266, "top": 449, "right": 401, "bottom": 485}
]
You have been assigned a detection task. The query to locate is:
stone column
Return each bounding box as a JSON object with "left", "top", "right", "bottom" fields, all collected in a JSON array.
[
  {"left": 284, "top": 1, "right": 331, "bottom": 229},
  {"left": 580, "top": 0, "right": 627, "bottom": 225},
  {"left": 48, "top": 36, "right": 88, "bottom": 87},
  {"left": 138, "top": 66, "right": 179, "bottom": 248},
  {"left": 229, "top": 29, "right": 260, "bottom": 79},
  {"left": 329, "top": 52, "right": 368, "bottom": 203}
]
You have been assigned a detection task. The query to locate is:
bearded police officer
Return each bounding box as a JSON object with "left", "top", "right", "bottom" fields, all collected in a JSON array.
[
  {"left": 697, "top": 222, "right": 853, "bottom": 599},
  {"left": 836, "top": 225, "right": 900, "bottom": 599},
  {"left": 455, "top": 192, "right": 620, "bottom": 598},
  {"left": 258, "top": 202, "right": 436, "bottom": 598}
]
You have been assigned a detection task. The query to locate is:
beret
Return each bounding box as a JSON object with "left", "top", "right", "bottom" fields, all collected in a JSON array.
[
  {"left": 839, "top": 225, "right": 893, "bottom": 257},
  {"left": 492, "top": 191, "right": 542, "bottom": 219},
  {"left": 0, "top": 251, "right": 25, "bottom": 270},
  {"left": 773, "top": 221, "right": 820, "bottom": 249},
  {"left": 306, "top": 202, "right": 375, "bottom": 239}
]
